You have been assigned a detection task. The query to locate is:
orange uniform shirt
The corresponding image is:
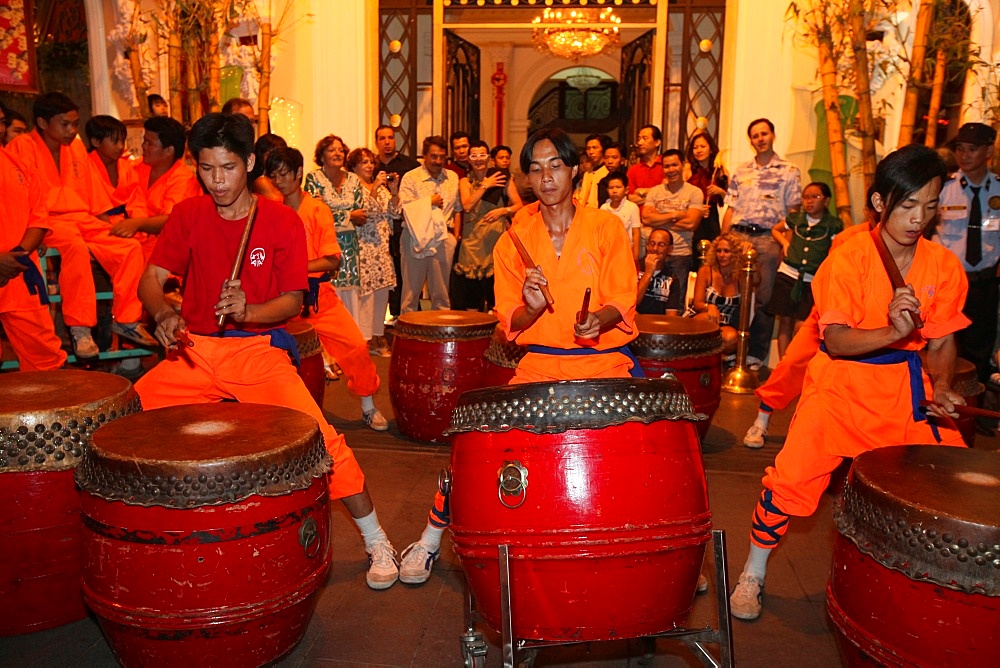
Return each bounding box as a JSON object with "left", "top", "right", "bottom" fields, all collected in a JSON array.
[
  {"left": 298, "top": 193, "right": 342, "bottom": 277},
  {"left": 0, "top": 150, "right": 49, "bottom": 309},
  {"left": 8, "top": 132, "right": 114, "bottom": 217},
  {"left": 494, "top": 202, "right": 638, "bottom": 382},
  {"left": 135, "top": 159, "right": 202, "bottom": 216},
  {"left": 88, "top": 151, "right": 148, "bottom": 218}
]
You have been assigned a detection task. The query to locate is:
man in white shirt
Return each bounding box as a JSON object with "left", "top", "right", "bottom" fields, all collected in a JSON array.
[{"left": 398, "top": 136, "right": 461, "bottom": 312}]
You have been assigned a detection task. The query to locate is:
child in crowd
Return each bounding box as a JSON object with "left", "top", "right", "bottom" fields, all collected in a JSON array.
[
  {"left": 599, "top": 172, "right": 642, "bottom": 263},
  {"left": 766, "top": 182, "right": 842, "bottom": 359}
]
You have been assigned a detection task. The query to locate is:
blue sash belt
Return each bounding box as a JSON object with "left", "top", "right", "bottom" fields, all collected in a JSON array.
[
  {"left": 210, "top": 327, "right": 301, "bottom": 367},
  {"left": 105, "top": 203, "right": 127, "bottom": 217},
  {"left": 526, "top": 344, "right": 646, "bottom": 378},
  {"left": 820, "top": 344, "right": 939, "bottom": 442}
]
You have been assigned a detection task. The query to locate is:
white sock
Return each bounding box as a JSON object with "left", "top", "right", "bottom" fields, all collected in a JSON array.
[
  {"left": 754, "top": 411, "right": 771, "bottom": 430},
  {"left": 419, "top": 524, "right": 445, "bottom": 551},
  {"left": 360, "top": 395, "right": 375, "bottom": 413},
  {"left": 354, "top": 510, "right": 388, "bottom": 550},
  {"left": 743, "top": 544, "right": 772, "bottom": 580}
]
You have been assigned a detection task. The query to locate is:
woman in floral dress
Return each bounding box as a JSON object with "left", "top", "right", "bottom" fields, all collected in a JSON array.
[
  {"left": 348, "top": 147, "right": 399, "bottom": 356},
  {"left": 304, "top": 135, "right": 363, "bottom": 322}
]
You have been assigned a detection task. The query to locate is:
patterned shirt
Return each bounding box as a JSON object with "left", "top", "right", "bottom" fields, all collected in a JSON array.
[
  {"left": 934, "top": 170, "right": 1000, "bottom": 272},
  {"left": 725, "top": 155, "right": 802, "bottom": 229}
]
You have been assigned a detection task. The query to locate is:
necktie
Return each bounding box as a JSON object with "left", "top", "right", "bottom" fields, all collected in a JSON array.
[{"left": 966, "top": 186, "right": 982, "bottom": 267}]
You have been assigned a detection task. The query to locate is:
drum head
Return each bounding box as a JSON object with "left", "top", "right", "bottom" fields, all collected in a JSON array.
[
  {"left": 396, "top": 310, "right": 498, "bottom": 339},
  {"left": 1, "top": 370, "right": 139, "bottom": 473},
  {"left": 77, "top": 403, "right": 331, "bottom": 508},
  {"left": 837, "top": 445, "right": 1000, "bottom": 595},
  {"left": 631, "top": 315, "right": 724, "bottom": 360},
  {"left": 285, "top": 319, "right": 314, "bottom": 337},
  {"left": 446, "top": 377, "right": 705, "bottom": 435}
]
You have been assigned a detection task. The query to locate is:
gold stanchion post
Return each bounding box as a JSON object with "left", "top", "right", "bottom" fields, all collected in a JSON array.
[{"left": 721, "top": 244, "right": 760, "bottom": 394}]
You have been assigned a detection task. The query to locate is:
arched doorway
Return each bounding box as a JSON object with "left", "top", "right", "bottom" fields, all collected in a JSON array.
[{"left": 527, "top": 67, "right": 619, "bottom": 148}]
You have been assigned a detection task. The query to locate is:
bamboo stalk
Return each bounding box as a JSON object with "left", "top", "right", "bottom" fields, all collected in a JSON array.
[
  {"left": 208, "top": 28, "right": 221, "bottom": 113},
  {"left": 924, "top": 48, "right": 947, "bottom": 147},
  {"left": 257, "top": 22, "right": 272, "bottom": 135},
  {"left": 818, "top": 29, "right": 853, "bottom": 228},
  {"left": 185, "top": 54, "right": 200, "bottom": 124},
  {"left": 849, "top": 0, "right": 877, "bottom": 191},
  {"left": 127, "top": 47, "right": 149, "bottom": 120},
  {"left": 898, "top": 0, "right": 934, "bottom": 146},
  {"left": 167, "top": 23, "right": 184, "bottom": 122}
]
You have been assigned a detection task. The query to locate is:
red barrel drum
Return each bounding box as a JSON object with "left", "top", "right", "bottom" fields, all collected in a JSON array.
[
  {"left": 389, "top": 310, "right": 497, "bottom": 443},
  {"left": 287, "top": 319, "right": 326, "bottom": 408},
  {"left": 630, "top": 314, "right": 723, "bottom": 440},
  {"left": 482, "top": 323, "right": 526, "bottom": 387},
  {"left": 447, "top": 378, "right": 711, "bottom": 641},
  {"left": 76, "top": 403, "right": 332, "bottom": 666},
  {"left": 0, "top": 370, "right": 139, "bottom": 637},
  {"left": 827, "top": 445, "right": 1000, "bottom": 666}
]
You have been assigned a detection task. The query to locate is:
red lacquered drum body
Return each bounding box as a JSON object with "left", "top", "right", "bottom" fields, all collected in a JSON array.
[
  {"left": 827, "top": 446, "right": 1000, "bottom": 666},
  {"left": 0, "top": 370, "right": 139, "bottom": 636},
  {"left": 389, "top": 310, "right": 496, "bottom": 443},
  {"left": 76, "top": 404, "right": 332, "bottom": 667},
  {"left": 448, "top": 378, "right": 711, "bottom": 642},
  {"left": 482, "top": 324, "right": 526, "bottom": 387},
  {"left": 287, "top": 319, "right": 326, "bottom": 407},
  {"left": 629, "top": 315, "right": 722, "bottom": 440}
]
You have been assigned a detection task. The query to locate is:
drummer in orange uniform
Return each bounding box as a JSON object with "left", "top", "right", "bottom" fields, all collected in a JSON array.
[
  {"left": 729, "top": 145, "right": 970, "bottom": 622},
  {"left": 493, "top": 127, "right": 640, "bottom": 382},
  {"left": 135, "top": 113, "right": 402, "bottom": 591},
  {"left": 0, "top": 146, "right": 67, "bottom": 370},
  {"left": 398, "top": 128, "right": 643, "bottom": 588},
  {"left": 265, "top": 146, "right": 389, "bottom": 431}
]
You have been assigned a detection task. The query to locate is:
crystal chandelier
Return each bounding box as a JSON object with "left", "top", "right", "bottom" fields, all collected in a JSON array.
[{"left": 531, "top": 8, "right": 621, "bottom": 61}]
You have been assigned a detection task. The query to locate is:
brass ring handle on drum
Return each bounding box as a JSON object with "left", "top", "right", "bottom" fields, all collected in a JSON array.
[
  {"left": 439, "top": 467, "right": 452, "bottom": 496},
  {"left": 299, "top": 517, "right": 320, "bottom": 559},
  {"left": 497, "top": 460, "right": 528, "bottom": 509}
]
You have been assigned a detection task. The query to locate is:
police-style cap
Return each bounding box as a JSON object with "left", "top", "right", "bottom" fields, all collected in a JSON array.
[{"left": 953, "top": 122, "right": 997, "bottom": 146}]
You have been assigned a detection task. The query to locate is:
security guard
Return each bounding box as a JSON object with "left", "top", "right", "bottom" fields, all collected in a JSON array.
[{"left": 934, "top": 122, "right": 1000, "bottom": 383}]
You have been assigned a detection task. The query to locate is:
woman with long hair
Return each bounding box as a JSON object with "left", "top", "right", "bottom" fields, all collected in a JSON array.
[
  {"left": 689, "top": 231, "right": 747, "bottom": 354},
  {"left": 729, "top": 144, "right": 970, "bottom": 622},
  {"left": 684, "top": 131, "right": 728, "bottom": 268}
]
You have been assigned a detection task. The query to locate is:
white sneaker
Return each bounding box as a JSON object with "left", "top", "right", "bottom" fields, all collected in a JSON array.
[
  {"left": 399, "top": 542, "right": 440, "bottom": 585},
  {"left": 746, "top": 356, "right": 763, "bottom": 372},
  {"left": 730, "top": 575, "right": 764, "bottom": 620},
  {"left": 70, "top": 326, "right": 99, "bottom": 358},
  {"left": 366, "top": 540, "right": 399, "bottom": 590},
  {"left": 112, "top": 321, "right": 158, "bottom": 347},
  {"left": 744, "top": 424, "right": 767, "bottom": 449}
]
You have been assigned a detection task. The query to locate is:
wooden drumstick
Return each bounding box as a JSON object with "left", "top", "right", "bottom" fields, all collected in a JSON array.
[
  {"left": 577, "top": 287, "right": 591, "bottom": 326},
  {"left": 870, "top": 225, "right": 924, "bottom": 329},
  {"left": 217, "top": 195, "right": 259, "bottom": 328},
  {"left": 508, "top": 228, "right": 555, "bottom": 308},
  {"left": 920, "top": 399, "right": 1000, "bottom": 420}
]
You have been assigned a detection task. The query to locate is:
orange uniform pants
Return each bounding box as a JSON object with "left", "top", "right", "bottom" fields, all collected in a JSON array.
[
  {"left": 44, "top": 214, "right": 145, "bottom": 326},
  {"left": 0, "top": 274, "right": 66, "bottom": 370},
  {"left": 754, "top": 307, "right": 820, "bottom": 412},
  {"left": 300, "top": 283, "right": 380, "bottom": 398},
  {"left": 134, "top": 334, "right": 366, "bottom": 500}
]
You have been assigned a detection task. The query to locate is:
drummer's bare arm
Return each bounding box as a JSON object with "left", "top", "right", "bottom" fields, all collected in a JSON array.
[
  {"left": 510, "top": 266, "right": 548, "bottom": 331},
  {"left": 215, "top": 283, "right": 303, "bottom": 324},
  {"left": 141, "top": 263, "right": 186, "bottom": 349},
  {"left": 574, "top": 305, "right": 622, "bottom": 339},
  {"left": 309, "top": 254, "right": 339, "bottom": 274},
  {"left": 925, "top": 333, "right": 964, "bottom": 418}
]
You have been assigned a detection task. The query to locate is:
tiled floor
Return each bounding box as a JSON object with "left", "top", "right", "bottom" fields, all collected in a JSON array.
[{"left": 3, "top": 354, "right": 997, "bottom": 667}]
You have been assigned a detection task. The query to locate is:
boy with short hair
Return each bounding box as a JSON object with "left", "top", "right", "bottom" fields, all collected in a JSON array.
[{"left": 600, "top": 171, "right": 641, "bottom": 263}]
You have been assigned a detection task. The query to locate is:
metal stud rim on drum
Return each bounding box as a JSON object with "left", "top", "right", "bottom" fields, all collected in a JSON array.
[
  {"left": 835, "top": 445, "right": 1000, "bottom": 596},
  {"left": 75, "top": 403, "right": 332, "bottom": 509},
  {"left": 0, "top": 370, "right": 140, "bottom": 473},
  {"left": 446, "top": 378, "right": 706, "bottom": 435},
  {"left": 394, "top": 310, "right": 498, "bottom": 341},
  {"left": 629, "top": 314, "right": 725, "bottom": 361}
]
